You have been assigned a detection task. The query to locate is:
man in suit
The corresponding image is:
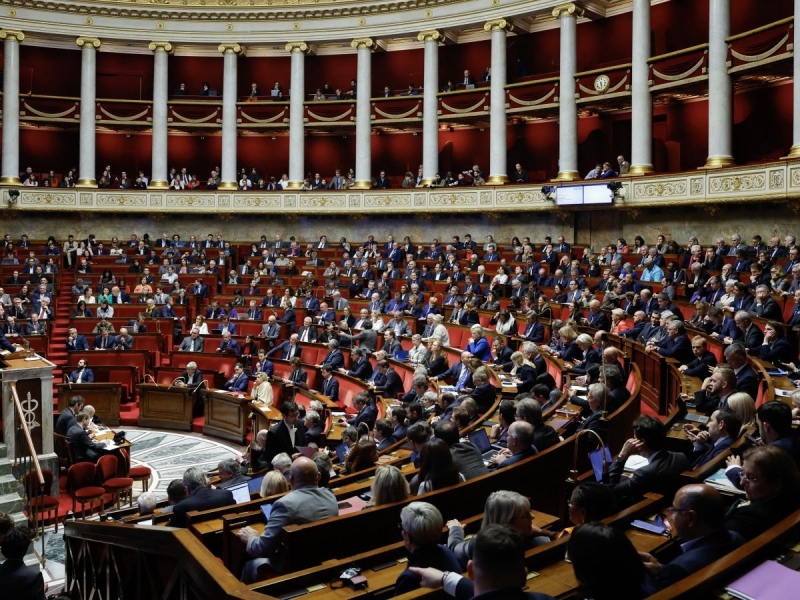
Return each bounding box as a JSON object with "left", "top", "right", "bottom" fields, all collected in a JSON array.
[
  {"left": 345, "top": 392, "right": 378, "bottom": 430},
  {"left": 297, "top": 317, "right": 319, "bottom": 344},
  {"left": 582, "top": 300, "right": 609, "bottom": 330},
  {"left": 25, "top": 313, "right": 45, "bottom": 336},
  {"left": 93, "top": 329, "right": 115, "bottom": 350},
  {"left": 491, "top": 337, "right": 514, "bottom": 366},
  {"left": 318, "top": 366, "right": 340, "bottom": 402},
  {"left": 318, "top": 340, "right": 345, "bottom": 370},
  {"left": 168, "top": 467, "right": 235, "bottom": 528},
  {"left": 648, "top": 320, "right": 694, "bottom": 365},
  {"left": 694, "top": 366, "right": 738, "bottom": 415},
  {"left": 521, "top": 314, "right": 545, "bottom": 343},
  {"left": 686, "top": 409, "right": 741, "bottom": 469},
  {"left": 56, "top": 396, "right": 84, "bottom": 435},
  {"left": 284, "top": 357, "right": 308, "bottom": 386},
  {"left": 216, "top": 458, "right": 251, "bottom": 489},
  {"left": 314, "top": 302, "right": 336, "bottom": 325},
  {"left": 238, "top": 457, "right": 338, "bottom": 580},
  {"left": 436, "top": 420, "right": 489, "bottom": 480},
  {"left": 641, "top": 484, "right": 743, "bottom": 593},
  {"left": 372, "top": 360, "right": 404, "bottom": 399},
  {"left": 179, "top": 361, "right": 204, "bottom": 387},
  {"left": 724, "top": 311, "right": 764, "bottom": 350},
  {"left": 66, "top": 328, "right": 90, "bottom": 352},
  {"left": 722, "top": 343, "right": 759, "bottom": 399},
  {"left": 114, "top": 327, "right": 134, "bottom": 350},
  {"left": 301, "top": 290, "right": 320, "bottom": 314},
  {"left": 179, "top": 328, "right": 205, "bottom": 352},
  {"left": 0, "top": 527, "right": 47, "bottom": 600},
  {"left": 245, "top": 300, "right": 262, "bottom": 321},
  {"left": 69, "top": 359, "right": 94, "bottom": 383},
  {"left": 679, "top": 336, "right": 718, "bottom": 379},
  {"left": 374, "top": 419, "right": 395, "bottom": 451},
  {"left": 111, "top": 285, "right": 131, "bottom": 304},
  {"left": 435, "top": 351, "right": 474, "bottom": 392},
  {"left": 468, "top": 371, "right": 497, "bottom": 413},
  {"left": 609, "top": 415, "right": 691, "bottom": 503},
  {"left": 217, "top": 331, "right": 240, "bottom": 354},
  {"left": 343, "top": 347, "right": 372, "bottom": 380},
  {"left": 381, "top": 330, "right": 403, "bottom": 357},
  {"left": 67, "top": 411, "right": 108, "bottom": 463},
  {"left": 749, "top": 284, "right": 783, "bottom": 321},
  {"left": 224, "top": 363, "right": 249, "bottom": 392},
  {"left": 0, "top": 316, "right": 23, "bottom": 337},
  {"left": 263, "top": 335, "right": 300, "bottom": 362},
  {"left": 386, "top": 311, "right": 412, "bottom": 337},
  {"left": 263, "top": 401, "right": 307, "bottom": 464},
  {"left": 489, "top": 421, "right": 537, "bottom": 469}
]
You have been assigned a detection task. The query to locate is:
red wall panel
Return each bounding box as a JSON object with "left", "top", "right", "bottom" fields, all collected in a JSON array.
[
  {"left": 305, "top": 53, "right": 358, "bottom": 96},
  {"left": 19, "top": 129, "right": 79, "bottom": 173},
  {"left": 20, "top": 45, "right": 81, "bottom": 97},
  {"left": 239, "top": 56, "right": 292, "bottom": 96},
  {"left": 96, "top": 52, "right": 154, "bottom": 100},
  {"left": 96, "top": 132, "right": 152, "bottom": 176},
  {"left": 439, "top": 40, "right": 491, "bottom": 87},
  {"left": 508, "top": 29, "right": 560, "bottom": 80},
  {"left": 239, "top": 135, "right": 290, "bottom": 180},
  {"left": 733, "top": 83, "right": 793, "bottom": 164},
  {"left": 373, "top": 49, "right": 425, "bottom": 94},
  {"left": 575, "top": 13, "right": 633, "bottom": 72},
  {"left": 169, "top": 55, "right": 224, "bottom": 96},
  {"left": 373, "top": 133, "right": 423, "bottom": 176}
]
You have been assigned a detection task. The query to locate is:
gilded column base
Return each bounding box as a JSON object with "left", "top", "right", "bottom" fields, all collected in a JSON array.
[
  {"left": 420, "top": 179, "right": 436, "bottom": 187},
  {"left": 76, "top": 179, "right": 97, "bottom": 188},
  {"left": 487, "top": 175, "right": 508, "bottom": 185},
  {"left": 218, "top": 181, "right": 238, "bottom": 190},
  {"left": 700, "top": 156, "right": 735, "bottom": 169},
  {"left": 782, "top": 146, "right": 800, "bottom": 160},
  {"left": 553, "top": 171, "right": 580, "bottom": 182},
  {"left": 628, "top": 165, "right": 654, "bottom": 176},
  {"left": 352, "top": 180, "right": 372, "bottom": 190},
  {"left": 148, "top": 180, "right": 169, "bottom": 190},
  {"left": 0, "top": 176, "right": 22, "bottom": 186},
  {"left": 284, "top": 181, "right": 303, "bottom": 190}
]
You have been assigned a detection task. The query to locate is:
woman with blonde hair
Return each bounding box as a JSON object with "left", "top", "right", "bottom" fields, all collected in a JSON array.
[
  {"left": 423, "top": 338, "right": 448, "bottom": 377},
  {"left": 727, "top": 392, "right": 756, "bottom": 433},
  {"left": 369, "top": 464, "right": 410, "bottom": 507},
  {"left": 260, "top": 471, "right": 289, "bottom": 498},
  {"left": 252, "top": 371, "right": 274, "bottom": 406},
  {"left": 193, "top": 315, "right": 208, "bottom": 335},
  {"left": 408, "top": 334, "right": 427, "bottom": 365},
  {"left": 610, "top": 308, "right": 629, "bottom": 334},
  {"left": 510, "top": 351, "right": 537, "bottom": 393}
]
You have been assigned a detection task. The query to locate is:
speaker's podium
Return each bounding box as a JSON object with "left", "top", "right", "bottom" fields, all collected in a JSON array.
[
  {"left": 136, "top": 383, "right": 195, "bottom": 431},
  {"left": 0, "top": 350, "right": 59, "bottom": 496},
  {"left": 57, "top": 383, "right": 122, "bottom": 426},
  {"left": 204, "top": 389, "right": 251, "bottom": 444}
]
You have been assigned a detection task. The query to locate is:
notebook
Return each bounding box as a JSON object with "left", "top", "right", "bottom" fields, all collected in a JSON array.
[
  {"left": 589, "top": 446, "right": 612, "bottom": 482},
  {"left": 725, "top": 560, "right": 800, "bottom": 600},
  {"left": 338, "top": 496, "right": 367, "bottom": 515},
  {"left": 335, "top": 443, "right": 351, "bottom": 463},
  {"left": 229, "top": 482, "right": 251, "bottom": 504},
  {"left": 705, "top": 468, "right": 746, "bottom": 496},
  {"left": 247, "top": 476, "right": 264, "bottom": 495}
]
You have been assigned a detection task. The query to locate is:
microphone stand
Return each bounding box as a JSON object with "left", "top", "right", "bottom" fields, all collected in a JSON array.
[
  {"left": 143, "top": 373, "right": 159, "bottom": 388},
  {"left": 566, "top": 429, "right": 607, "bottom": 484},
  {"left": 167, "top": 377, "right": 185, "bottom": 391}
]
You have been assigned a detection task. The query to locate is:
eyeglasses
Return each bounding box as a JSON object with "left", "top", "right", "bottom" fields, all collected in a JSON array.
[{"left": 740, "top": 473, "right": 759, "bottom": 483}]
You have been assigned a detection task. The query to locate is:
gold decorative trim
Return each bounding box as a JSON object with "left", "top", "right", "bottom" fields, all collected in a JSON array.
[
  {"left": 578, "top": 74, "right": 628, "bottom": 96},
  {"left": 552, "top": 3, "right": 584, "bottom": 19},
  {"left": 702, "top": 157, "right": 736, "bottom": 169},
  {"left": 0, "top": 30, "right": 25, "bottom": 43},
  {"left": 486, "top": 175, "right": 508, "bottom": 185},
  {"left": 0, "top": 176, "right": 22, "bottom": 185},
  {"left": 240, "top": 109, "right": 286, "bottom": 124},
  {"left": 170, "top": 109, "right": 219, "bottom": 124},
  {"left": 726, "top": 16, "right": 793, "bottom": 43},
  {"left": 417, "top": 30, "right": 444, "bottom": 43},
  {"left": 652, "top": 57, "right": 706, "bottom": 82},
  {"left": 76, "top": 36, "right": 101, "bottom": 49},
  {"left": 730, "top": 34, "right": 788, "bottom": 63},
  {"left": 218, "top": 43, "right": 244, "bottom": 55},
  {"left": 148, "top": 41, "right": 173, "bottom": 54},
  {"left": 484, "top": 18, "right": 513, "bottom": 33},
  {"left": 441, "top": 98, "right": 486, "bottom": 113},
  {"left": 350, "top": 38, "right": 375, "bottom": 50},
  {"left": 149, "top": 180, "right": 169, "bottom": 190},
  {"left": 307, "top": 108, "right": 353, "bottom": 122},
  {"left": 351, "top": 180, "right": 372, "bottom": 189},
  {"left": 218, "top": 181, "right": 238, "bottom": 190},
  {"left": 286, "top": 41, "right": 311, "bottom": 54},
  {"left": 648, "top": 44, "right": 709, "bottom": 64},
  {"left": 76, "top": 179, "right": 97, "bottom": 188},
  {"left": 22, "top": 101, "right": 78, "bottom": 119},
  {"left": 373, "top": 103, "right": 420, "bottom": 119},
  {"left": 783, "top": 146, "right": 800, "bottom": 160},
  {"left": 98, "top": 106, "right": 150, "bottom": 122},
  {"left": 629, "top": 165, "right": 654, "bottom": 176},
  {"left": 554, "top": 171, "right": 580, "bottom": 181}
]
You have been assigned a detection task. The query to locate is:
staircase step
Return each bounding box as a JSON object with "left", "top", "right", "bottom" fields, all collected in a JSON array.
[{"left": 0, "top": 473, "right": 19, "bottom": 495}]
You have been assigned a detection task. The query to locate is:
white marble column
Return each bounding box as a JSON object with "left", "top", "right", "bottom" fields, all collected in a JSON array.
[
  {"left": 351, "top": 38, "right": 375, "bottom": 189},
  {"left": 76, "top": 37, "right": 101, "bottom": 188},
  {"left": 630, "top": 0, "right": 653, "bottom": 175},
  {"left": 0, "top": 30, "right": 24, "bottom": 185},
  {"left": 485, "top": 19, "right": 513, "bottom": 185},
  {"left": 705, "top": 0, "right": 734, "bottom": 168},
  {"left": 553, "top": 3, "right": 583, "bottom": 181},
  {"left": 286, "top": 42, "right": 310, "bottom": 189},
  {"left": 218, "top": 43, "right": 243, "bottom": 190},
  {"left": 148, "top": 41, "right": 172, "bottom": 189},
  {"left": 418, "top": 30, "right": 443, "bottom": 186},
  {"left": 788, "top": 0, "right": 800, "bottom": 158}
]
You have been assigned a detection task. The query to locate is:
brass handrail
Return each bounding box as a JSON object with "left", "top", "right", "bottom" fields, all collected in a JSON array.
[
  {"left": 647, "top": 43, "right": 709, "bottom": 64},
  {"left": 726, "top": 16, "right": 794, "bottom": 43},
  {"left": 10, "top": 381, "right": 44, "bottom": 485}
]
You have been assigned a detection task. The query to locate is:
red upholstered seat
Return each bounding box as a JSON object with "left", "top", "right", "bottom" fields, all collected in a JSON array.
[
  {"left": 129, "top": 466, "right": 150, "bottom": 477},
  {"left": 122, "top": 448, "right": 151, "bottom": 492},
  {"left": 75, "top": 486, "right": 106, "bottom": 499},
  {"left": 68, "top": 462, "right": 106, "bottom": 517},
  {"left": 98, "top": 455, "right": 133, "bottom": 509},
  {"left": 25, "top": 470, "right": 59, "bottom": 531},
  {"left": 29, "top": 496, "right": 59, "bottom": 509},
  {"left": 104, "top": 477, "right": 134, "bottom": 490}
]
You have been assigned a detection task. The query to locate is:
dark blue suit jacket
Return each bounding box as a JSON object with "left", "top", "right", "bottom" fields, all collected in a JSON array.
[
  {"left": 587, "top": 310, "right": 609, "bottom": 330},
  {"left": 347, "top": 357, "right": 373, "bottom": 380},
  {"left": 657, "top": 334, "right": 694, "bottom": 364},
  {"left": 69, "top": 367, "right": 94, "bottom": 383},
  {"left": 168, "top": 487, "right": 235, "bottom": 527},
  {"left": 320, "top": 349, "right": 345, "bottom": 370},
  {"left": 321, "top": 376, "right": 339, "bottom": 401},
  {"left": 735, "top": 365, "right": 759, "bottom": 399},
  {"left": 225, "top": 373, "right": 249, "bottom": 392},
  {"left": 67, "top": 334, "right": 90, "bottom": 351}
]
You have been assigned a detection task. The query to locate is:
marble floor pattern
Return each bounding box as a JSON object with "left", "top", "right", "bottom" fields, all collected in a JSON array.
[{"left": 31, "top": 427, "right": 242, "bottom": 595}]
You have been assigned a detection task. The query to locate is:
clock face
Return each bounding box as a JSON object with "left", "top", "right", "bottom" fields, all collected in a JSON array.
[{"left": 594, "top": 74, "right": 611, "bottom": 93}]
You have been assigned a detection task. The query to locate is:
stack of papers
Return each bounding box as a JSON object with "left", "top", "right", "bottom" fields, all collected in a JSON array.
[
  {"left": 705, "top": 468, "right": 746, "bottom": 496},
  {"left": 623, "top": 455, "right": 649, "bottom": 473},
  {"left": 726, "top": 560, "right": 800, "bottom": 599}
]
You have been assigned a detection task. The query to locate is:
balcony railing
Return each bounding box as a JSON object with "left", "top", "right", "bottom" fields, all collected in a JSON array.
[
  {"left": 574, "top": 63, "right": 632, "bottom": 104},
  {"left": 648, "top": 43, "right": 709, "bottom": 91},
  {"left": 727, "top": 16, "right": 794, "bottom": 73}
]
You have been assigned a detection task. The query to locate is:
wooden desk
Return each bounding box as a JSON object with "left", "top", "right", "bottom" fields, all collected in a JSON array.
[
  {"left": 204, "top": 389, "right": 251, "bottom": 444},
  {"left": 58, "top": 383, "right": 122, "bottom": 426},
  {"left": 91, "top": 429, "right": 133, "bottom": 477},
  {"left": 136, "top": 383, "right": 195, "bottom": 431},
  {"left": 250, "top": 401, "right": 281, "bottom": 433}
]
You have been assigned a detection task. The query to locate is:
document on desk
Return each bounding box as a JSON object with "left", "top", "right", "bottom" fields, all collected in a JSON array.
[
  {"left": 705, "top": 468, "right": 746, "bottom": 496},
  {"left": 726, "top": 560, "right": 800, "bottom": 600},
  {"left": 623, "top": 455, "right": 649, "bottom": 473}
]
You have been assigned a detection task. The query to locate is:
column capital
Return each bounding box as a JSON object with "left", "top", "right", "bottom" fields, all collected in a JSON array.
[
  {"left": 285, "top": 41, "right": 311, "bottom": 54},
  {"left": 0, "top": 30, "right": 25, "bottom": 43},
  {"left": 218, "top": 42, "right": 245, "bottom": 55},
  {"left": 350, "top": 38, "right": 376, "bottom": 51},
  {"left": 76, "top": 36, "right": 101, "bottom": 49},
  {"left": 552, "top": 3, "right": 584, "bottom": 19},
  {"left": 417, "top": 30, "right": 445, "bottom": 43},
  {"left": 149, "top": 41, "right": 173, "bottom": 54},
  {"left": 484, "top": 18, "right": 514, "bottom": 33}
]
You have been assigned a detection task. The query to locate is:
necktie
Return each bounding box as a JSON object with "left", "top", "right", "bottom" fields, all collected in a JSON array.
[
  {"left": 301, "top": 329, "right": 309, "bottom": 342},
  {"left": 102, "top": 337, "right": 107, "bottom": 349},
  {"left": 456, "top": 367, "right": 469, "bottom": 390}
]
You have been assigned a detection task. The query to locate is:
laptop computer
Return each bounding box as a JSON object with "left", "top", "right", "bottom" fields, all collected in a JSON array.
[
  {"left": 229, "top": 482, "right": 250, "bottom": 504},
  {"left": 468, "top": 429, "right": 503, "bottom": 462},
  {"left": 677, "top": 395, "right": 710, "bottom": 424},
  {"left": 270, "top": 90, "right": 280, "bottom": 97},
  {"left": 394, "top": 350, "right": 410, "bottom": 362}
]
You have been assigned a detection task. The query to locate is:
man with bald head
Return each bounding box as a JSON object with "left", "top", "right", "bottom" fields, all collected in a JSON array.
[
  {"left": 238, "top": 456, "right": 338, "bottom": 581},
  {"left": 640, "top": 484, "right": 742, "bottom": 593}
]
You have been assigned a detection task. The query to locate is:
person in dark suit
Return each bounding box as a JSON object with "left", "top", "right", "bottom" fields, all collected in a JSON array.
[
  {"left": 216, "top": 331, "right": 240, "bottom": 354},
  {"left": 267, "top": 335, "right": 302, "bottom": 360},
  {"left": 168, "top": 467, "right": 235, "bottom": 527},
  {"left": 372, "top": 360, "right": 404, "bottom": 399},
  {"left": 69, "top": 359, "right": 94, "bottom": 383},
  {"left": 468, "top": 371, "right": 497, "bottom": 413},
  {"left": 725, "top": 311, "right": 764, "bottom": 350},
  {"left": 489, "top": 422, "right": 537, "bottom": 469},
  {"left": 374, "top": 419, "right": 395, "bottom": 451},
  {"left": 640, "top": 484, "right": 743, "bottom": 593},
  {"left": 66, "top": 328, "right": 90, "bottom": 352},
  {"left": 435, "top": 420, "right": 489, "bottom": 481},
  {"left": 582, "top": 300, "right": 609, "bottom": 330},
  {"left": 723, "top": 343, "right": 759, "bottom": 399},
  {"left": 751, "top": 321, "right": 795, "bottom": 365},
  {"left": 113, "top": 328, "right": 134, "bottom": 350},
  {"left": 0, "top": 527, "right": 46, "bottom": 600},
  {"left": 318, "top": 366, "right": 339, "bottom": 402},
  {"left": 686, "top": 409, "right": 741, "bottom": 469},
  {"left": 262, "top": 400, "right": 307, "bottom": 464},
  {"left": 345, "top": 392, "right": 378, "bottom": 430},
  {"left": 224, "top": 363, "right": 249, "bottom": 392},
  {"left": 679, "top": 337, "right": 718, "bottom": 379},
  {"left": 343, "top": 347, "right": 372, "bottom": 380},
  {"left": 648, "top": 320, "right": 694, "bottom": 365},
  {"left": 304, "top": 411, "right": 324, "bottom": 446},
  {"left": 435, "top": 352, "right": 474, "bottom": 392},
  {"left": 317, "top": 340, "right": 344, "bottom": 370},
  {"left": 609, "top": 415, "right": 691, "bottom": 503},
  {"left": 66, "top": 411, "right": 108, "bottom": 463},
  {"left": 56, "top": 396, "right": 84, "bottom": 435},
  {"left": 748, "top": 285, "right": 783, "bottom": 321},
  {"left": 575, "top": 383, "right": 608, "bottom": 434},
  {"left": 284, "top": 357, "right": 308, "bottom": 386},
  {"left": 390, "top": 406, "right": 408, "bottom": 442},
  {"left": 491, "top": 337, "right": 514, "bottom": 366}
]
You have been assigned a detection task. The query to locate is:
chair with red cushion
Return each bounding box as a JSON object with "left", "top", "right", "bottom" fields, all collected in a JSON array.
[
  {"left": 24, "top": 470, "right": 59, "bottom": 532},
  {"left": 97, "top": 455, "right": 134, "bottom": 510},
  {"left": 67, "top": 462, "right": 106, "bottom": 518},
  {"left": 121, "top": 447, "right": 151, "bottom": 493}
]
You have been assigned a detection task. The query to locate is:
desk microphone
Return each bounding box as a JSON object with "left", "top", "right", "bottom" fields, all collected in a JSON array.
[
  {"left": 167, "top": 377, "right": 185, "bottom": 391},
  {"left": 193, "top": 379, "right": 207, "bottom": 394},
  {"left": 143, "top": 373, "right": 159, "bottom": 388},
  {"left": 64, "top": 373, "right": 73, "bottom": 390}
]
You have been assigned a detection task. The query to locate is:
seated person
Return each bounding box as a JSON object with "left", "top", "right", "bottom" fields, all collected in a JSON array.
[
  {"left": 489, "top": 421, "right": 537, "bottom": 469},
  {"left": 168, "top": 467, "right": 235, "bottom": 528},
  {"left": 216, "top": 458, "right": 251, "bottom": 489},
  {"left": 66, "top": 411, "right": 108, "bottom": 463},
  {"left": 224, "top": 362, "right": 249, "bottom": 392},
  {"left": 0, "top": 526, "right": 46, "bottom": 600},
  {"left": 685, "top": 409, "right": 741, "bottom": 469},
  {"left": 217, "top": 331, "right": 240, "bottom": 354}
]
